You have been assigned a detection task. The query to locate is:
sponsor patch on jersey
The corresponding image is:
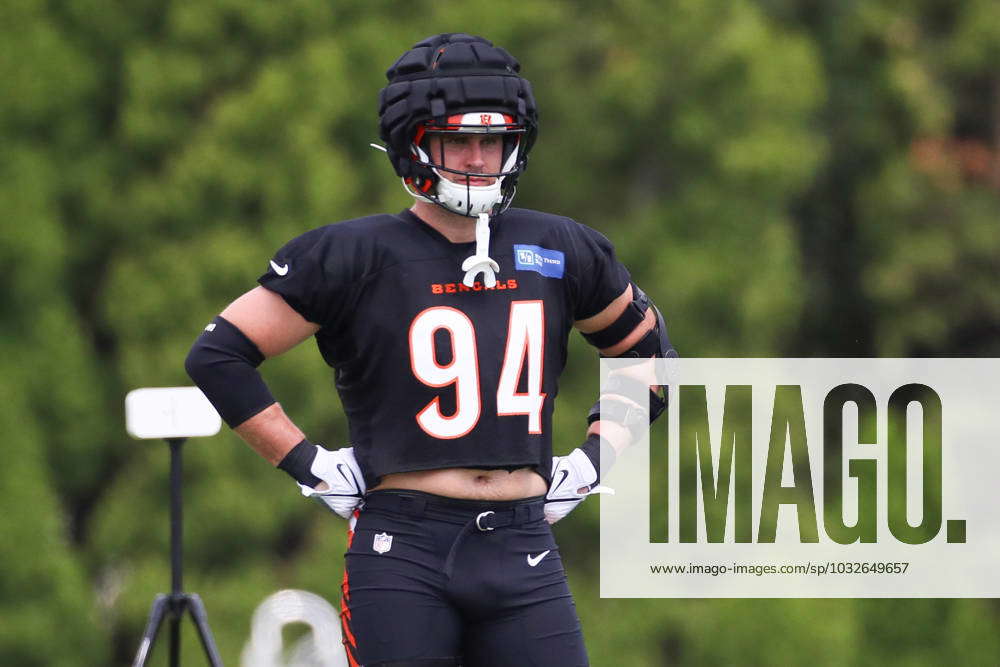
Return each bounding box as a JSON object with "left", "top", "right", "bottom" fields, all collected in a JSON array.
[{"left": 513, "top": 245, "right": 565, "bottom": 279}]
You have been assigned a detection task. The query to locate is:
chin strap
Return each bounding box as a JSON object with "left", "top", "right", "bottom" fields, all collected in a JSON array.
[{"left": 461, "top": 212, "right": 500, "bottom": 287}]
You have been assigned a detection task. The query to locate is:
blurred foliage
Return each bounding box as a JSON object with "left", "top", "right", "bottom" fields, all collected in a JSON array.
[{"left": 1, "top": 0, "right": 998, "bottom": 664}]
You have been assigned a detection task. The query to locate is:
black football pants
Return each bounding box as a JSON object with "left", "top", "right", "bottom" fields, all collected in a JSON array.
[{"left": 340, "top": 490, "right": 589, "bottom": 666}]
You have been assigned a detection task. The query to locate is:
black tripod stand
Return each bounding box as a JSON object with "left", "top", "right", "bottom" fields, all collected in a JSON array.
[{"left": 132, "top": 438, "right": 224, "bottom": 666}]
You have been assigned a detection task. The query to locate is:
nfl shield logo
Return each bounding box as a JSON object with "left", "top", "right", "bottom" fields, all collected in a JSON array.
[{"left": 372, "top": 532, "right": 393, "bottom": 554}]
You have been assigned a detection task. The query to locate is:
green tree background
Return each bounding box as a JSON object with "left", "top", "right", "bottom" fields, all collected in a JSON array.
[{"left": 2, "top": 0, "right": 998, "bottom": 664}]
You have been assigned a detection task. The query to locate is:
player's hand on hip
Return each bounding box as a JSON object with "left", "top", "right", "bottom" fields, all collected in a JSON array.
[
  {"left": 545, "top": 449, "right": 602, "bottom": 524},
  {"left": 298, "top": 445, "right": 366, "bottom": 519}
]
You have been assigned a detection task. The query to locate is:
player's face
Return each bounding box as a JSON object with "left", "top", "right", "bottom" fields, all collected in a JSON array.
[{"left": 428, "top": 134, "right": 504, "bottom": 186}]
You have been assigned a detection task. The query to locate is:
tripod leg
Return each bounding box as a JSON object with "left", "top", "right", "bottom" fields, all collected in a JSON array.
[
  {"left": 170, "top": 611, "right": 181, "bottom": 667},
  {"left": 132, "top": 594, "right": 170, "bottom": 667},
  {"left": 186, "top": 593, "right": 224, "bottom": 667}
]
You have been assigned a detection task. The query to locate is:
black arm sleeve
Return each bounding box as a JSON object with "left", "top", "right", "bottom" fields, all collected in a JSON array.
[{"left": 184, "top": 315, "right": 276, "bottom": 428}]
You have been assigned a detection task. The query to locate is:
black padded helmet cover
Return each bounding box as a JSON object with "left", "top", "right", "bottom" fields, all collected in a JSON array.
[{"left": 378, "top": 33, "right": 538, "bottom": 185}]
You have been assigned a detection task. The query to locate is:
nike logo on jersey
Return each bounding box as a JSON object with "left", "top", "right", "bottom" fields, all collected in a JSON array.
[
  {"left": 269, "top": 260, "right": 289, "bottom": 276},
  {"left": 527, "top": 550, "right": 550, "bottom": 567}
]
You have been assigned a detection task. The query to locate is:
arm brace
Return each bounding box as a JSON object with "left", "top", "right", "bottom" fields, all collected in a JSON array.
[
  {"left": 585, "top": 285, "right": 675, "bottom": 433},
  {"left": 184, "top": 315, "right": 276, "bottom": 428},
  {"left": 581, "top": 282, "right": 650, "bottom": 350}
]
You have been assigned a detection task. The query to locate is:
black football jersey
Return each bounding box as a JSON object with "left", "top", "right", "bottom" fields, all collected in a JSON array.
[{"left": 258, "top": 208, "right": 630, "bottom": 487}]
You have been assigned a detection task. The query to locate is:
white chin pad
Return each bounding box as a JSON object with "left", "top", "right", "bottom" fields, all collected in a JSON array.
[{"left": 435, "top": 176, "right": 502, "bottom": 216}]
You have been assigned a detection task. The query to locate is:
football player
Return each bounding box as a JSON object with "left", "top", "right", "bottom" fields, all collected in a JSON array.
[{"left": 186, "top": 33, "right": 675, "bottom": 667}]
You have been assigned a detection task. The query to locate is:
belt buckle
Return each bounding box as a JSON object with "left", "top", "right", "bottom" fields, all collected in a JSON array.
[{"left": 475, "top": 511, "right": 495, "bottom": 531}]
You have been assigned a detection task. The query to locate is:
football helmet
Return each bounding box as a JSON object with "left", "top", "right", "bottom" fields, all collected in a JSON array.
[{"left": 378, "top": 33, "right": 538, "bottom": 217}]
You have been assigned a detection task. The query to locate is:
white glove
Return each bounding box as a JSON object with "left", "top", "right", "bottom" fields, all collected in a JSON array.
[
  {"left": 297, "top": 446, "right": 366, "bottom": 519},
  {"left": 544, "top": 449, "right": 614, "bottom": 524}
]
